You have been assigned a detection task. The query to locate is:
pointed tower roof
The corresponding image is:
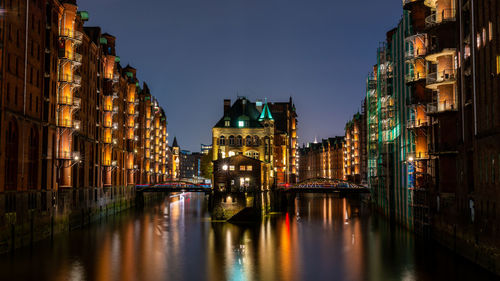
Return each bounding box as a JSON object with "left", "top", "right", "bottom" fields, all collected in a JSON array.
[
  {"left": 172, "top": 137, "right": 178, "bottom": 147},
  {"left": 258, "top": 98, "right": 274, "bottom": 121}
]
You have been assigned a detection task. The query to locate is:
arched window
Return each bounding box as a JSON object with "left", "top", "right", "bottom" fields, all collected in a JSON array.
[
  {"left": 28, "top": 126, "right": 39, "bottom": 189},
  {"left": 236, "top": 136, "right": 242, "bottom": 146},
  {"left": 219, "top": 136, "right": 225, "bottom": 146},
  {"left": 253, "top": 136, "right": 260, "bottom": 146},
  {"left": 229, "top": 135, "right": 235, "bottom": 146},
  {"left": 5, "top": 119, "right": 19, "bottom": 190},
  {"left": 264, "top": 137, "right": 271, "bottom": 161},
  {"left": 245, "top": 136, "right": 252, "bottom": 146}
]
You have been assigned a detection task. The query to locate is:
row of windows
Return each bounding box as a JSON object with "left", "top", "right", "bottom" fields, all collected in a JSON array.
[
  {"left": 226, "top": 165, "right": 253, "bottom": 172},
  {"left": 218, "top": 135, "right": 270, "bottom": 146},
  {"left": 221, "top": 150, "right": 260, "bottom": 159}
]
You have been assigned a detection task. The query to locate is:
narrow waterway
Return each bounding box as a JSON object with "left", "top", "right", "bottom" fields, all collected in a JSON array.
[{"left": 1, "top": 193, "right": 497, "bottom": 281}]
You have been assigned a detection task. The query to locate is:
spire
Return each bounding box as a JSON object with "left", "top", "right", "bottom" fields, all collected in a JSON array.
[
  {"left": 258, "top": 98, "right": 274, "bottom": 121},
  {"left": 172, "top": 137, "right": 178, "bottom": 147}
]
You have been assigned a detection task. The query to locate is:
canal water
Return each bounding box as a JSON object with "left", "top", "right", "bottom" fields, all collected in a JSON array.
[{"left": 1, "top": 193, "right": 498, "bottom": 281}]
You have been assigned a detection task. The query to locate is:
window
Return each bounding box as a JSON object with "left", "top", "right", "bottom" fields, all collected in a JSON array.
[
  {"left": 245, "top": 136, "right": 252, "bottom": 146},
  {"left": 229, "top": 165, "right": 235, "bottom": 171},
  {"left": 482, "top": 28, "right": 486, "bottom": 46},
  {"left": 247, "top": 165, "right": 253, "bottom": 171},
  {"left": 496, "top": 55, "right": 500, "bottom": 75},
  {"left": 238, "top": 121, "right": 245, "bottom": 128},
  {"left": 253, "top": 136, "right": 260, "bottom": 146},
  {"left": 225, "top": 120, "right": 230, "bottom": 127},
  {"left": 229, "top": 136, "right": 235, "bottom": 146},
  {"left": 236, "top": 136, "right": 242, "bottom": 146},
  {"left": 228, "top": 151, "right": 235, "bottom": 157},
  {"left": 240, "top": 165, "right": 246, "bottom": 171},
  {"left": 492, "top": 156, "right": 495, "bottom": 184},
  {"left": 489, "top": 22, "right": 493, "bottom": 42},
  {"left": 219, "top": 136, "right": 225, "bottom": 146}
]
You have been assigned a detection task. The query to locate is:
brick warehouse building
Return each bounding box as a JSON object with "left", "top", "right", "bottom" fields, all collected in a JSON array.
[
  {"left": 0, "top": 0, "right": 169, "bottom": 251},
  {"left": 298, "top": 137, "right": 345, "bottom": 182},
  {"left": 364, "top": 0, "right": 500, "bottom": 273},
  {"left": 212, "top": 97, "right": 298, "bottom": 190}
]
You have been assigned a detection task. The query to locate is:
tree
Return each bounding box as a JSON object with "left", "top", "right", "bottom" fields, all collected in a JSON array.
[{"left": 200, "top": 149, "right": 213, "bottom": 180}]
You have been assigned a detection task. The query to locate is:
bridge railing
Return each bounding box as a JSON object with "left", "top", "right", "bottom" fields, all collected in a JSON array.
[
  {"left": 278, "top": 180, "right": 367, "bottom": 190},
  {"left": 135, "top": 181, "right": 212, "bottom": 190}
]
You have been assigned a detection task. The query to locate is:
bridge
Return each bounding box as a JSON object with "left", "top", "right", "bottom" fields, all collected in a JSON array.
[
  {"left": 136, "top": 178, "right": 369, "bottom": 195},
  {"left": 135, "top": 180, "right": 212, "bottom": 193},
  {"left": 277, "top": 178, "right": 370, "bottom": 194}
]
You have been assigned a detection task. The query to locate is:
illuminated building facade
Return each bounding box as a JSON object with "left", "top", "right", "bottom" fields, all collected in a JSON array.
[
  {"left": 298, "top": 137, "right": 345, "bottom": 182},
  {"left": 0, "top": 0, "right": 169, "bottom": 251},
  {"left": 212, "top": 97, "right": 292, "bottom": 190},
  {"left": 344, "top": 112, "right": 366, "bottom": 184},
  {"left": 268, "top": 98, "right": 298, "bottom": 184},
  {"left": 364, "top": 0, "right": 500, "bottom": 271}
]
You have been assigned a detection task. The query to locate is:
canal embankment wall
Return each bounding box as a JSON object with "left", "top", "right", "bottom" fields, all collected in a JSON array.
[
  {"left": 0, "top": 187, "right": 163, "bottom": 254},
  {"left": 371, "top": 196, "right": 500, "bottom": 276}
]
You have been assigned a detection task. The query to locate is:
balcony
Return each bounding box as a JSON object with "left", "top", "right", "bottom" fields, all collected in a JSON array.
[
  {"left": 58, "top": 95, "right": 73, "bottom": 106},
  {"left": 59, "top": 28, "right": 83, "bottom": 44},
  {"left": 58, "top": 73, "right": 81, "bottom": 87},
  {"left": 112, "top": 73, "right": 120, "bottom": 83},
  {"left": 407, "top": 118, "right": 430, "bottom": 129},
  {"left": 58, "top": 50, "right": 82, "bottom": 65},
  {"left": 409, "top": 151, "right": 430, "bottom": 161},
  {"left": 103, "top": 120, "right": 112, "bottom": 128},
  {"left": 404, "top": 47, "right": 427, "bottom": 61},
  {"left": 425, "top": 9, "right": 456, "bottom": 28},
  {"left": 425, "top": 48, "right": 455, "bottom": 62},
  {"left": 57, "top": 151, "right": 73, "bottom": 160},
  {"left": 426, "top": 69, "right": 456, "bottom": 89},
  {"left": 73, "top": 97, "right": 81, "bottom": 109},
  {"left": 102, "top": 104, "right": 113, "bottom": 112},
  {"left": 405, "top": 72, "right": 426, "bottom": 84},
  {"left": 426, "top": 101, "right": 457, "bottom": 115},
  {"left": 58, "top": 119, "right": 72, "bottom": 128}
]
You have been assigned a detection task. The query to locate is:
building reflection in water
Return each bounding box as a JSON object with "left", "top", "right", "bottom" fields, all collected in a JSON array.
[{"left": 0, "top": 192, "right": 497, "bottom": 281}]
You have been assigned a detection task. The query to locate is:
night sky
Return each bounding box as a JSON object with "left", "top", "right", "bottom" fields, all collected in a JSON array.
[{"left": 79, "top": 0, "right": 402, "bottom": 152}]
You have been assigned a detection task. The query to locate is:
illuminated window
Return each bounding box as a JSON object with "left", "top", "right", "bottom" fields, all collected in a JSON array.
[
  {"left": 225, "top": 120, "right": 230, "bottom": 127},
  {"left": 497, "top": 55, "right": 500, "bottom": 75},
  {"left": 228, "top": 151, "right": 235, "bottom": 157},
  {"left": 229, "top": 165, "right": 235, "bottom": 171},
  {"left": 482, "top": 28, "right": 487, "bottom": 46},
  {"left": 489, "top": 22, "right": 493, "bottom": 41},
  {"left": 238, "top": 121, "right": 245, "bottom": 128},
  {"left": 240, "top": 165, "right": 246, "bottom": 171},
  {"left": 247, "top": 165, "right": 253, "bottom": 171}
]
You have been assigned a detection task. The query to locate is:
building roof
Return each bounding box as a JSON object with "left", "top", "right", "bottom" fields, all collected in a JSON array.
[
  {"left": 172, "top": 137, "right": 178, "bottom": 147},
  {"left": 258, "top": 99, "right": 274, "bottom": 121},
  {"left": 214, "top": 97, "right": 264, "bottom": 128}
]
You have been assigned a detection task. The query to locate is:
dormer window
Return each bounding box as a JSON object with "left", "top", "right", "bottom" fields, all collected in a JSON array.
[
  {"left": 225, "top": 120, "right": 230, "bottom": 127},
  {"left": 238, "top": 121, "right": 245, "bottom": 128}
]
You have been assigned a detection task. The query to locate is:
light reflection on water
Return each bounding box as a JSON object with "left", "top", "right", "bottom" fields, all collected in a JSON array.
[{"left": 0, "top": 193, "right": 498, "bottom": 281}]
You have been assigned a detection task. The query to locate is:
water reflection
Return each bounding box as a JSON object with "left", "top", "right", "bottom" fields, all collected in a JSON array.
[{"left": 0, "top": 193, "right": 498, "bottom": 281}]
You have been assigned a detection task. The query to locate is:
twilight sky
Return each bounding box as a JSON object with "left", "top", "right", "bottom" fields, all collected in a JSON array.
[{"left": 79, "top": 0, "right": 402, "bottom": 152}]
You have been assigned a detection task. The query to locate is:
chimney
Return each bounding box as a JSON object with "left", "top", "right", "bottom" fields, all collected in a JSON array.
[{"left": 224, "top": 99, "right": 231, "bottom": 114}]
